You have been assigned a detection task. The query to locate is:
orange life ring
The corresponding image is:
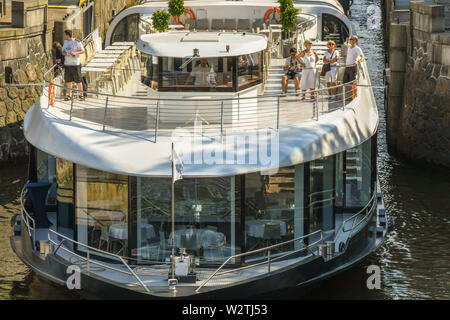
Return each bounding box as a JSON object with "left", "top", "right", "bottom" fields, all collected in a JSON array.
[
  {"left": 175, "top": 7, "right": 196, "bottom": 26},
  {"left": 352, "top": 80, "right": 357, "bottom": 99},
  {"left": 264, "top": 7, "right": 281, "bottom": 23}
]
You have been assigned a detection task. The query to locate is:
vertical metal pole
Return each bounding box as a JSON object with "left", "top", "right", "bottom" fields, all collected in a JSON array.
[
  {"left": 102, "top": 96, "right": 109, "bottom": 131},
  {"left": 277, "top": 96, "right": 280, "bottom": 130},
  {"left": 268, "top": 249, "right": 271, "bottom": 273},
  {"left": 69, "top": 93, "right": 74, "bottom": 121},
  {"left": 171, "top": 142, "right": 175, "bottom": 284},
  {"left": 220, "top": 101, "right": 224, "bottom": 138},
  {"left": 315, "top": 89, "right": 319, "bottom": 121},
  {"left": 154, "top": 101, "right": 160, "bottom": 142},
  {"left": 342, "top": 84, "right": 346, "bottom": 111},
  {"left": 87, "top": 248, "right": 90, "bottom": 272}
]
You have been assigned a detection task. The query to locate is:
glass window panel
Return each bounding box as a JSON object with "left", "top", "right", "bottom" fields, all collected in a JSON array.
[
  {"left": 111, "top": 14, "right": 138, "bottom": 43},
  {"left": 345, "top": 139, "right": 372, "bottom": 207},
  {"left": 159, "top": 57, "right": 234, "bottom": 91},
  {"left": 56, "top": 158, "right": 74, "bottom": 240},
  {"left": 309, "top": 156, "right": 335, "bottom": 237},
  {"left": 237, "top": 52, "right": 262, "bottom": 90},
  {"left": 75, "top": 165, "right": 128, "bottom": 257},
  {"left": 36, "top": 149, "right": 56, "bottom": 205},
  {"left": 134, "top": 176, "right": 240, "bottom": 265},
  {"left": 244, "top": 165, "right": 304, "bottom": 261}
]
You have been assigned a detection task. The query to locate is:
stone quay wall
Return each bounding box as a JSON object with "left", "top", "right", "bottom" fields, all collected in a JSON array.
[
  {"left": 384, "top": 1, "right": 450, "bottom": 167},
  {"left": 0, "top": 0, "right": 52, "bottom": 165}
]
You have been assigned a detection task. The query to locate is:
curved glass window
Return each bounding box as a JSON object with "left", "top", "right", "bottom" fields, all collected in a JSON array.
[
  {"left": 56, "top": 158, "right": 74, "bottom": 241},
  {"left": 131, "top": 176, "right": 241, "bottom": 265},
  {"left": 158, "top": 52, "right": 263, "bottom": 92},
  {"left": 111, "top": 13, "right": 139, "bottom": 44},
  {"left": 322, "top": 14, "right": 350, "bottom": 43},
  {"left": 36, "top": 149, "right": 56, "bottom": 205}
]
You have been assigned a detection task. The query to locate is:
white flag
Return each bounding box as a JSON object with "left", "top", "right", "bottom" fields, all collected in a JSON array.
[{"left": 172, "top": 147, "right": 183, "bottom": 183}]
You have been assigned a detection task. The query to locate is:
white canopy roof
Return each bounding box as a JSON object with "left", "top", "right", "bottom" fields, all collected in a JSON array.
[{"left": 137, "top": 32, "right": 268, "bottom": 58}]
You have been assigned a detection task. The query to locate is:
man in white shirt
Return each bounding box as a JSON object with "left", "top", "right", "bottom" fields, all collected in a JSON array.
[
  {"left": 343, "top": 35, "right": 364, "bottom": 100},
  {"left": 187, "top": 58, "right": 210, "bottom": 86},
  {"left": 61, "top": 30, "right": 85, "bottom": 101}
]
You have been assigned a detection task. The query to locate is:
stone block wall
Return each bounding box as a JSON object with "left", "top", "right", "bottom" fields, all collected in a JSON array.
[
  {"left": 0, "top": 0, "right": 51, "bottom": 165},
  {"left": 385, "top": 1, "right": 450, "bottom": 167}
]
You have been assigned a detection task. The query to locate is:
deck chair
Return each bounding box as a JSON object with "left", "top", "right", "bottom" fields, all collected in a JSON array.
[
  {"left": 196, "top": 19, "right": 209, "bottom": 30},
  {"left": 237, "top": 19, "right": 250, "bottom": 31},
  {"left": 211, "top": 19, "right": 224, "bottom": 31},
  {"left": 224, "top": 19, "right": 236, "bottom": 31}
]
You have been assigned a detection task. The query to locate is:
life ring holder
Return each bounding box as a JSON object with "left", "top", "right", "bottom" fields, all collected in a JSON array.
[
  {"left": 264, "top": 7, "right": 281, "bottom": 24},
  {"left": 175, "top": 7, "right": 196, "bottom": 26}
]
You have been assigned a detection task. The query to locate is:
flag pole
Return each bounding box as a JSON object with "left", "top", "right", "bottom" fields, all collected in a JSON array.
[{"left": 171, "top": 142, "right": 175, "bottom": 282}]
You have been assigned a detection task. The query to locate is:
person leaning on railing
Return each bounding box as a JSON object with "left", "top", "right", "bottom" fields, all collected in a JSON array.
[
  {"left": 61, "top": 30, "right": 86, "bottom": 101},
  {"left": 343, "top": 35, "right": 364, "bottom": 101}
]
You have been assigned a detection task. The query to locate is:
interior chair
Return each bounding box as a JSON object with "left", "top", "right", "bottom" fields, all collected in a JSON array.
[
  {"left": 206, "top": 225, "right": 218, "bottom": 232},
  {"left": 180, "top": 233, "right": 199, "bottom": 257},
  {"left": 196, "top": 19, "right": 209, "bottom": 30},
  {"left": 237, "top": 19, "right": 250, "bottom": 31},
  {"left": 98, "top": 225, "right": 110, "bottom": 251},
  {"left": 211, "top": 19, "right": 224, "bottom": 31},
  {"left": 263, "top": 222, "right": 282, "bottom": 248},
  {"left": 224, "top": 19, "right": 237, "bottom": 31}
]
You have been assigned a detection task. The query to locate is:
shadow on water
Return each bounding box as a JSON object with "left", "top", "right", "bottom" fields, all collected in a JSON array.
[{"left": 0, "top": 0, "right": 448, "bottom": 300}]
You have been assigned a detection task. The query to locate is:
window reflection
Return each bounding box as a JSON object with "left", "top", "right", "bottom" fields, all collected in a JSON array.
[
  {"left": 237, "top": 52, "right": 262, "bottom": 89},
  {"left": 56, "top": 159, "right": 74, "bottom": 240},
  {"left": 345, "top": 139, "right": 372, "bottom": 207},
  {"left": 75, "top": 165, "right": 129, "bottom": 256},
  {"left": 36, "top": 149, "right": 56, "bottom": 205},
  {"left": 133, "top": 177, "right": 240, "bottom": 265},
  {"left": 111, "top": 14, "right": 138, "bottom": 43},
  {"left": 244, "top": 165, "right": 304, "bottom": 262},
  {"left": 309, "top": 156, "right": 335, "bottom": 237}
]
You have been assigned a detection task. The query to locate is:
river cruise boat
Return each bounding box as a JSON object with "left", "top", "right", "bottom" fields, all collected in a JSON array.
[{"left": 10, "top": 0, "right": 388, "bottom": 299}]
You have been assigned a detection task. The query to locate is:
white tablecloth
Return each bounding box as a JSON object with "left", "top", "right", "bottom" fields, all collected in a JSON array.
[
  {"left": 169, "top": 229, "right": 226, "bottom": 248},
  {"left": 109, "top": 223, "right": 156, "bottom": 240},
  {"left": 246, "top": 219, "right": 287, "bottom": 238}
]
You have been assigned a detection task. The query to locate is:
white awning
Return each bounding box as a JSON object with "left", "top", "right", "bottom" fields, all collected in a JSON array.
[{"left": 137, "top": 32, "right": 268, "bottom": 58}]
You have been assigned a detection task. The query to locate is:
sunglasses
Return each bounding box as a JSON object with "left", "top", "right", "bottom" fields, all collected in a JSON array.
[{"left": 350, "top": 38, "right": 357, "bottom": 41}]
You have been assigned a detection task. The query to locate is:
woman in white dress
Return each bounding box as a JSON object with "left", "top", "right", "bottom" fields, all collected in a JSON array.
[{"left": 298, "top": 39, "right": 318, "bottom": 100}]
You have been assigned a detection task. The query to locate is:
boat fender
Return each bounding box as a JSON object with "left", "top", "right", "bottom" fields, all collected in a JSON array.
[{"left": 338, "top": 241, "right": 345, "bottom": 252}]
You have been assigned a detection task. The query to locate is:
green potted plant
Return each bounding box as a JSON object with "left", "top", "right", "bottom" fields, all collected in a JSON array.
[
  {"left": 278, "top": 0, "right": 299, "bottom": 57},
  {"left": 168, "top": 0, "right": 186, "bottom": 18},
  {"left": 152, "top": 10, "right": 171, "bottom": 32}
]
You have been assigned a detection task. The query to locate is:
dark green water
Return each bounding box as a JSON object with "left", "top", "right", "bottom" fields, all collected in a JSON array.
[{"left": 0, "top": 0, "right": 448, "bottom": 300}]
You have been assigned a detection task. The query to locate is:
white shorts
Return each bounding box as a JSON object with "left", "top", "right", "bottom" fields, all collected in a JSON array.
[
  {"left": 300, "top": 69, "right": 316, "bottom": 90},
  {"left": 325, "top": 68, "right": 338, "bottom": 83}
]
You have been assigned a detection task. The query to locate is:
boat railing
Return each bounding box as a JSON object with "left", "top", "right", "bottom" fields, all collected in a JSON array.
[
  {"left": 42, "top": 63, "right": 364, "bottom": 137},
  {"left": 20, "top": 185, "right": 36, "bottom": 251},
  {"left": 341, "top": 190, "right": 378, "bottom": 237},
  {"left": 195, "top": 229, "right": 323, "bottom": 293},
  {"left": 47, "top": 228, "right": 152, "bottom": 293}
]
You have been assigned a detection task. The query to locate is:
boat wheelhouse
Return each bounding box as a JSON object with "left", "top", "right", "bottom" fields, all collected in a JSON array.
[{"left": 10, "top": 0, "right": 388, "bottom": 299}]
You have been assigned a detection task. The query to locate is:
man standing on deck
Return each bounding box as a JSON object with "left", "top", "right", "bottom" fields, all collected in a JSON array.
[
  {"left": 62, "top": 30, "right": 85, "bottom": 101},
  {"left": 343, "top": 35, "right": 364, "bottom": 101}
]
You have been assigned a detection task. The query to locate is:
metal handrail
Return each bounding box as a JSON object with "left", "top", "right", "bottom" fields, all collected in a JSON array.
[
  {"left": 195, "top": 229, "right": 323, "bottom": 293},
  {"left": 342, "top": 190, "right": 378, "bottom": 235},
  {"left": 47, "top": 229, "right": 151, "bottom": 293},
  {"left": 20, "top": 185, "right": 36, "bottom": 250}
]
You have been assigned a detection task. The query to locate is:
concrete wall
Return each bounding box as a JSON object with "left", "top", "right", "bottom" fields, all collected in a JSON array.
[
  {"left": 385, "top": 1, "right": 450, "bottom": 167},
  {"left": 0, "top": 0, "right": 52, "bottom": 165}
]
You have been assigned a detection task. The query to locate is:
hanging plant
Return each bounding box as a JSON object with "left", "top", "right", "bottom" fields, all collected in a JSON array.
[
  {"left": 152, "top": 10, "right": 171, "bottom": 32},
  {"left": 168, "top": 0, "right": 186, "bottom": 18}
]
